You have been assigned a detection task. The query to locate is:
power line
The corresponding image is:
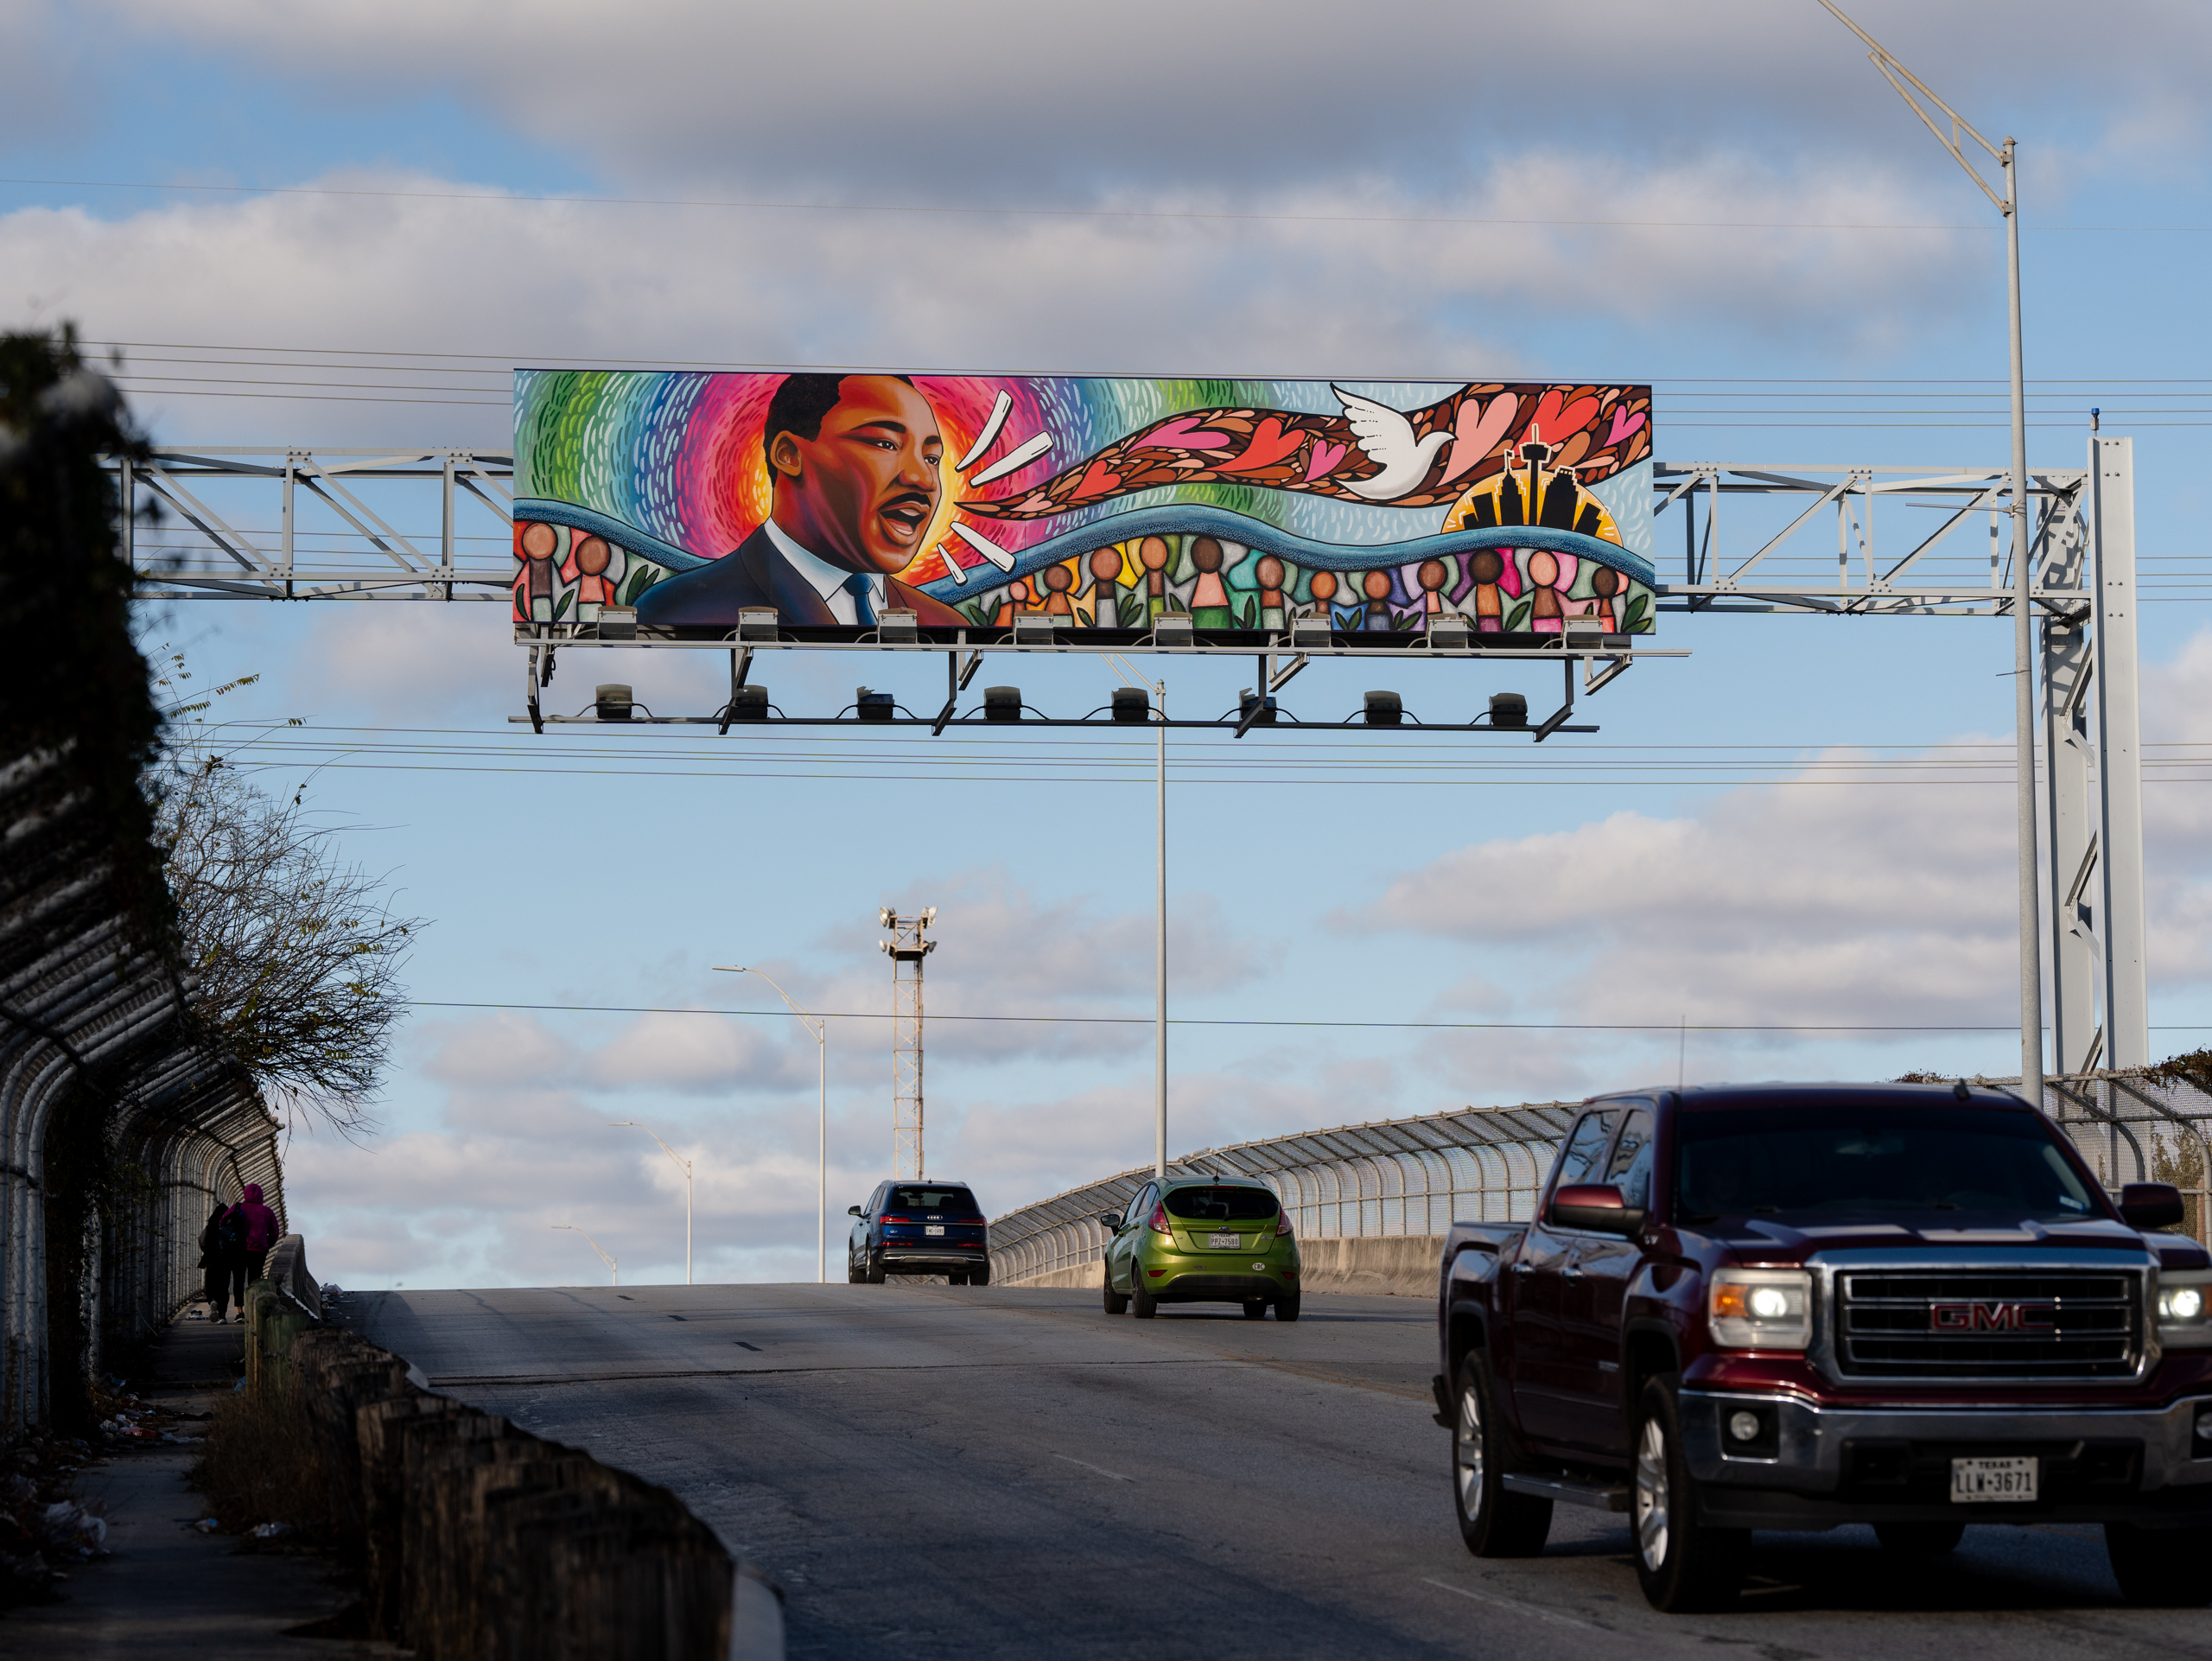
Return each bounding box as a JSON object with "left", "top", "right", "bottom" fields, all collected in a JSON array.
[
  {"left": 406, "top": 998, "right": 2141, "bottom": 1034},
  {"left": 15, "top": 173, "right": 2196, "bottom": 232}
]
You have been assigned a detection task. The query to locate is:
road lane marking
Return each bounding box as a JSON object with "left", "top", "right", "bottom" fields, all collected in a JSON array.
[
  {"left": 431, "top": 1357, "right": 1251, "bottom": 1388},
  {"left": 1053, "top": 1454, "right": 1137, "bottom": 1482},
  {"left": 1416, "top": 1577, "right": 1602, "bottom": 1632}
]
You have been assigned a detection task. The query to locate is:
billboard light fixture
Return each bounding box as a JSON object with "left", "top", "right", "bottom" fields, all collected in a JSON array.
[
  {"left": 1427, "top": 615, "right": 1472, "bottom": 650},
  {"left": 1289, "top": 617, "right": 1332, "bottom": 650},
  {"left": 594, "top": 684, "right": 634, "bottom": 721},
  {"left": 855, "top": 687, "right": 895, "bottom": 722},
  {"left": 1111, "top": 687, "right": 1151, "bottom": 723},
  {"left": 876, "top": 608, "right": 919, "bottom": 643},
  {"left": 1363, "top": 690, "right": 1405, "bottom": 727},
  {"left": 1012, "top": 614, "right": 1056, "bottom": 644},
  {"left": 983, "top": 685, "right": 1023, "bottom": 722},
  {"left": 1153, "top": 615, "right": 1195, "bottom": 646},
  {"left": 738, "top": 608, "right": 779, "bottom": 641},
  {"left": 1488, "top": 691, "right": 1529, "bottom": 729},
  {"left": 727, "top": 684, "right": 769, "bottom": 722},
  {"left": 1562, "top": 617, "right": 1606, "bottom": 651},
  {"left": 596, "top": 606, "right": 638, "bottom": 641}
]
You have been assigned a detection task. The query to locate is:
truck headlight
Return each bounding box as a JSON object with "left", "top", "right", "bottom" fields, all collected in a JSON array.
[
  {"left": 2157, "top": 1270, "right": 2212, "bottom": 1348},
  {"left": 1709, "top": 1268, "right": 1813, "bottom": 1351}
]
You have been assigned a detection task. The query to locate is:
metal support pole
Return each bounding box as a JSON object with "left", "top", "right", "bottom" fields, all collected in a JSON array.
[
  {"left": 817, "top": 1020, "right": 828, "bottom": 1283},
  {"left": 2089, "top": 436, "right": 2148, "bottom": 1069},
  {"left": 2004, "top": 141, "right": 2045, "bottom": 1106},
  {"left": 1155, "top": 687, "right": 1167, "bottom": 1179}
]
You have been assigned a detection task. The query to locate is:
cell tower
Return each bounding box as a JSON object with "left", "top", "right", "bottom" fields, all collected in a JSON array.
[{"left": 880, "top": 907, "right": 936, "bottom": 1177}]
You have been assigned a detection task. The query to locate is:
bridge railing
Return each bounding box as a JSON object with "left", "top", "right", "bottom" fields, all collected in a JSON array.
[{"left": 988, "top": 1100, "right": 1580, "bottom": 1285}]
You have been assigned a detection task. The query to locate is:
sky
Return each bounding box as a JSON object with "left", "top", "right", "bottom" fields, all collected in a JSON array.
[{"left": 7, "top": 0, "right": 2210, "bottom": 1289}]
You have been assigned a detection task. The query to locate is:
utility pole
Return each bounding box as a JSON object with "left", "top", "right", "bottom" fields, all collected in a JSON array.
[
  {"left": 880, "top": 908, "right": 937, "bottom": 1178},
  {"left": 1816, "top": 0, "right": 2043, "bottom": 1104}
]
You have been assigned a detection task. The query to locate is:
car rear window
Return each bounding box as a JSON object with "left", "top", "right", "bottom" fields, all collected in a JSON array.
[
  {"left": 1162, "top": 1185, "right": 1280, "bottom": 1221},
  {"left": 1675, "top": 1103, "right": 2097, "bottom": 1222},
  {"left": 887, "top": 1187, "right": 980, "bottom": 1215}
]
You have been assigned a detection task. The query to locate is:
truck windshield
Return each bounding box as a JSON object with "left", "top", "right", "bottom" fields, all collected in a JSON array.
[{"left": 1675, "top": 1103, "right": 2100, "bottom": 1222}]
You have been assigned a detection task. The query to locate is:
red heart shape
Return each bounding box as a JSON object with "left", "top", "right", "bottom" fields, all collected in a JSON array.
[
  {"left": 1071, "top": 458, "right": 1124, "bottom": 501},
  {"left": 1215, "top": 416, "right": 1306, "bottom": 475}
]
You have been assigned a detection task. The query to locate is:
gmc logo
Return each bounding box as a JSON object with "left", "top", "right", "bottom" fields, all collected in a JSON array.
[{"left": 1929, "top": 1301, "right": 2056, "bottom": 1332}]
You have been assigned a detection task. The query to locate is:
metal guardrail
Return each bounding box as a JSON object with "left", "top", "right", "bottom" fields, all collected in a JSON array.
[{"left": 988, "top": 1100, "right": 1580, "bottom": 1284}]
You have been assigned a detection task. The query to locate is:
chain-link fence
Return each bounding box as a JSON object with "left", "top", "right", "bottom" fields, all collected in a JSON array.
[
  {"left": 988, "top": 1101, "right": 1579, "bottom": 1285},
  {"left": 988, "top": 1072, "right": 2212, "bottom": 1284}
]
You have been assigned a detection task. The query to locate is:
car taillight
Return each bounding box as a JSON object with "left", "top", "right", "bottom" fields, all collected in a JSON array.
[
  {"left": 880, "top": 1215, "right": 912, "bottom": 1224},
  {"left": 1274, "top": 1212, "right": 1293, "bottom": 1237},
  {"left": 1147, "top": 1204, "right": 1173, "bottom": 1236}
]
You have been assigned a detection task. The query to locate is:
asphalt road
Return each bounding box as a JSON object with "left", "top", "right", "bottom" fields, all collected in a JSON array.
[{"left": 346, "top": 1282, "right": 2205, "bottom": 1661}]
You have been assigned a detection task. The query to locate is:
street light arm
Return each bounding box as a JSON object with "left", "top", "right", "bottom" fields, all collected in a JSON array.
[
  {"left": 1814, "top": 0, "right": 2009, "bottom": 208},
  {"left": 608, "top": 1120, "right": 691, "bottom": 1175},
  {"left": 715, "top": 964, "right": 824, "bottom": 1042}
]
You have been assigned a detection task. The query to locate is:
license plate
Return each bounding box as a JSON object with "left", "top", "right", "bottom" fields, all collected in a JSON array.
[
  {"left": 925, "top": 1225, "right": 944, "bottom": 1236},
  {"left": 1950, "top": 1456, "right": 2037, "bottom": 1503},
  {"left": 1207, "top": 1232, "right": 1242, "bottom": 1249}
]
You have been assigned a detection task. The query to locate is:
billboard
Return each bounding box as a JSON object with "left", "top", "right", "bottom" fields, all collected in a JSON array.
[{"left": 512, "top": 372, "right": 1656, "bottom": 642}]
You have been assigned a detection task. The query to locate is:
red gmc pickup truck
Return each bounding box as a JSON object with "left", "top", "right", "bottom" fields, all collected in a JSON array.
[{"left": 1432, "top": 1082, "right": 2212, "bottom": 1612}]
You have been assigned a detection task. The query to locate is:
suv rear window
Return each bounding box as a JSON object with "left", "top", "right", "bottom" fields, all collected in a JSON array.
[
  {"left": 1162, "top": 1186, "right": 1280, "bottom": 1221},
  {"left": 887, "top": 1187, "right": 980, "bottom": 1215},
  {"left": 1676, "top": 1103, "right": 2097, "bottom": 1222}
]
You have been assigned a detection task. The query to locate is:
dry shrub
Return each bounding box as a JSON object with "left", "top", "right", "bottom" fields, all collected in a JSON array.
[{"left": 188, "top": 1385, "right": 331, "bottom": 1538}]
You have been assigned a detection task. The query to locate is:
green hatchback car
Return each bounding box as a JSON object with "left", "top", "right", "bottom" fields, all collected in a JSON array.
[{"left": 1100, "top": 1175, "right": 1301, "bottom": 1321}]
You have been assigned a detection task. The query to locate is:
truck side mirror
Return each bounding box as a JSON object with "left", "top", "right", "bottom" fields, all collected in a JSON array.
[
  {"left": 2119, "top": 1182, "right": 2183, "bottom": 1231},
  {"left": 847, "top": 1205, "right": 864, "bottom": 1217},
  {"left": 1551, "top": 1183, "right": 1646, "bottom": 1236}
]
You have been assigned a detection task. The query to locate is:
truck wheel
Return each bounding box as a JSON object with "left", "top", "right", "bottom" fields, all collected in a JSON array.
[
  {"left": 1103, "top": 1266, "right": 1128, "bottom": 1315},
  {"left": 1874, "top": 1521, "right": 1964, "bottom": 1556},
  {"left": 1631, "top": 1377, "right": 1747, "bottom": 1612},
  {"left": 2106, "top": 1523, "right": 2212, "bottom": 1607},
  {"left": 1452, "top": 1353, "right": 1551, "bottom": 1557},
  {"left": 1131, "top": 1280, "right": 1159, "bottom": 1319}
]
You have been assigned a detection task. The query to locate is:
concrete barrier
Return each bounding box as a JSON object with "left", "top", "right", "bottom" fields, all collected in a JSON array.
[
  {"left": 1001, "top": 1235, "right": 1446, "bottom": 1298},
  {"left": 271, "top": 1321, "right": 773, "bottom": 1658}
]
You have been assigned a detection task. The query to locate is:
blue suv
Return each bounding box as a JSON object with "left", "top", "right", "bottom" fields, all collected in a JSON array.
[{"left": 847, "top": 1181, "right": 991, "bottom": 1283}]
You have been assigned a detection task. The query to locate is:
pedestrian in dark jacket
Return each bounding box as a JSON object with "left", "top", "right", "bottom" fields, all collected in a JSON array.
[
  {"left": 208, "top": 1183, "right": 280, "bottom": 1321},
  {"left": 197, "top": 1202, "right": 230, "bottom": 1321}
]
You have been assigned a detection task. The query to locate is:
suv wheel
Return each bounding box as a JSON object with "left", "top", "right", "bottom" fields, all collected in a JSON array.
[
  {"left": 846, "top": 1259, "right": 863, "bottom": 1284},
  {"left": 864, "top": 1254, "right": 887, "bottom": 1285},
  {"left": 1102, "top": 1264, "right": 1128, "bottom": 1315},
  {"left": 1452, "top": 1352, "right": 1550, "bottom": 1557},
  {"left": 948, "top": 1272, "right": 969, "bottom": 1285},
  {"left": 2106, "top": 1523, "right": 2212, "bottom": 1607},
  {"left": 1631, "top": 1377, "right": 1746, "bottom": 1612},
  {"left": 969, "top": 1264, "right": 991, "bottom": 1288}
]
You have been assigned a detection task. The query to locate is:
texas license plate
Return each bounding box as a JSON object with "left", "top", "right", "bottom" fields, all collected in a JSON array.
[
  {"left": 1950, "top": 1456, "right": 2037, "bottom": 1503},
  {"left": 925, "top": 1225, "right": 944, "bottom": 1236},
  {"left": 1208, "top": 1232, "right": 1241, "bottom": 1249}
]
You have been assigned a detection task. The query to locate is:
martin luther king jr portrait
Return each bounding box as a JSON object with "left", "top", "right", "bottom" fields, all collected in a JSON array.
[{"left": 637, "top": 373, "right": 969, "bottom": 629}]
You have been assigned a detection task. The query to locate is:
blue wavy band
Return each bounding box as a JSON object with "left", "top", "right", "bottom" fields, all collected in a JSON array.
[
  {"left": 916, "top": 506, "right": 1655, "bottom": 600},
  {"left": 513, "top": 499, "right": 709, "bottom": 571}
]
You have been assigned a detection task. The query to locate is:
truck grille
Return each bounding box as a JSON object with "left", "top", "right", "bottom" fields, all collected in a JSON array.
[{"left": 1834, "top": 1270, "right": 2139, "bottom": 1379}]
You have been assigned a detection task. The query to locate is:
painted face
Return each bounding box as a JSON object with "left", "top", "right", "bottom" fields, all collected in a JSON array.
[{"left": 772, "top": 376, "right": 944, "bottom": 576}]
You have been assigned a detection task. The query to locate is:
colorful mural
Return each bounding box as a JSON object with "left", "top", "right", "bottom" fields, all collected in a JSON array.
[{"left": 512, "top": 372, "right": 1656, "bottom": 640}]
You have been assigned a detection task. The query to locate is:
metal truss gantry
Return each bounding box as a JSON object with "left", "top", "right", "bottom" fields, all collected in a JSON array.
[{"left": 116, "top": 441, "right": 2151, "bottom": 1071}]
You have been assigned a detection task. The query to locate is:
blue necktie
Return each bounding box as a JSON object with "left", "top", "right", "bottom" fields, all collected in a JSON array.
[{"left": 842, "top": 574, "right": 876, "bottom": 626}]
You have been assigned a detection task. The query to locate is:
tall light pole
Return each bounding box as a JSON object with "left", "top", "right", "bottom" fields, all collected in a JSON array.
[
  {"left": 609, "top": 1120, "right": 692, "bottom": 1285},
  {"left": 717, "top": 964, "right": 828, "bottom": 1284},
  {"left": 550, "top": 1223, "right": 618, "bottom": 1285},
  {"left": 1816, "top": 0, "right": 2043, "bottom": 1104}
]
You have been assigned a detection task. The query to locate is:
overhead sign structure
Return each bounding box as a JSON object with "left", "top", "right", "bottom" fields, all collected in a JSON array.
[{"left": 512, "top": 372, "right": 1656, "bottom": 646}]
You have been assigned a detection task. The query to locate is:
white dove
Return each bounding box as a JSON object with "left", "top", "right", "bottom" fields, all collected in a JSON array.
[{"left": 1332, "top": 385, "right": 1453, "bottom": 501}]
